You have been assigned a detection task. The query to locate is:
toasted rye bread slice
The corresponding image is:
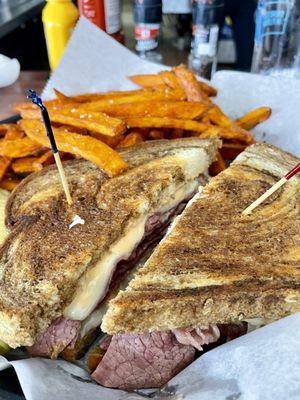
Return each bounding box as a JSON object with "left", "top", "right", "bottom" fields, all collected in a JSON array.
[
  {"left": 102, "top": 142, "right": 300, "bottom": 334},
  {"left": 0, "top": 138, "right": 219, "bottom": 348},
  {"left": 6, "top": 138, "right": 219, "bottom": 227}
]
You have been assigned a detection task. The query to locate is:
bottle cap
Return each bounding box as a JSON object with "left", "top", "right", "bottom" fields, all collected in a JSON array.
[
  {"left": 46, "top": 0, "right": 71, "bottom": 3},
  {"left": 193, "top": 0, "right": 224, "bottom": 26},
  {"left": 134, "top": 0, "right": 162, "bottom": 24}
]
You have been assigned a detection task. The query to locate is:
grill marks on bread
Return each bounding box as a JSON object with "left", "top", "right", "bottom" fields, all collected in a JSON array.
[
  {"left": 0, "top": 138, "right": 219, "bottom": 347},
  {"left": 102, "top": 143, "right": 300, "bottom": 334},
  {"left": 131, "top": 164, "right": 300, "bottom": 289}
]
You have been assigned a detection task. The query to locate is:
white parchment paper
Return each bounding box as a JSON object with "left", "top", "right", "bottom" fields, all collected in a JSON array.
[
  {"left": 2, "top": 16, "right": 300, "bottom": 400},
  {"left": 1, "top": 314, "right": 300, "bottom": 400},
  {"left": 212, "top": 70, "right": 300, "bottom": 156},
  {"left": 42, "top": 18, "right": 164, "bottom": 99}
]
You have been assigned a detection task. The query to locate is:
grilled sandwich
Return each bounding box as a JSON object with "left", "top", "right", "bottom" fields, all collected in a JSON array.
[
  {"left": 0, "top": 137, "right": 219, "bottom": 359},
  {"left": 98, "top": 142, "right": 300, "bottom": 389}
]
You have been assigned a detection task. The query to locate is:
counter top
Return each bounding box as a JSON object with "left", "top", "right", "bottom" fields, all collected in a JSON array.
[{"left": 0, "top": 70, "right": 48, "bottom": 120}]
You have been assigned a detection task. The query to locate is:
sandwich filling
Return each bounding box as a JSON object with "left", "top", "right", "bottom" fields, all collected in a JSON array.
[
  {"left": 28, "top": 178, "right": 203, "bottom": 358},
  {"left": 64, "top": 179, "right": 199, "bottom": 321},
  {"left": 90, "top": 323, "right": 247, "bottom": 389}
]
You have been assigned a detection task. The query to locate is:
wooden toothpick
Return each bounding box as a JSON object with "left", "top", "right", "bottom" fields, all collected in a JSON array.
[
  {"left": 27, "top": 90, "right": 73, "bottom": 206},
  {"left": 242, "top": 162, "right": 300, "bottom": 215}
]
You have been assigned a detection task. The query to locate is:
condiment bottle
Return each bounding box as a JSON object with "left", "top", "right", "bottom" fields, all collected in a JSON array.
[
  {"left": 42, "top": 0, "right": 79, "bottom": 71},
  {"left": 78, "top": 0, "right": 124, "bottom": 43},
  {"left": 133, "top": 0, "right": 162, "bottom": 62},
  {"left": 188, "top": 0, "right": 224, "bottom": 79}
]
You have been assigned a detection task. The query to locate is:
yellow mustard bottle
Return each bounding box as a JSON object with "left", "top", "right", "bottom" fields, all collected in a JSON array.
[{"left": 42, "top": 0, "right": 79, "bottom": 71}]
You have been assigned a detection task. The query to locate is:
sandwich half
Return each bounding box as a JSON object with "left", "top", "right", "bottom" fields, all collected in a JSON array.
[
  {"left": 0, "top": 137, "right": 219, "bottom": 359},
  {"left": 98, "top": 142, "right": 300, "bottom": 389}
]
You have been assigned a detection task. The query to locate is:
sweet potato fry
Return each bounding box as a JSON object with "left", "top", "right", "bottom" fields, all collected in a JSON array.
[
  {"left": 89, "top": 132, "right": 124, "bottom": 147},
  {"left": 67, "top": 89, "right": 156, "bottom": 102},
  {"left": 52, "top": 88, "right": 159, "bottom": 103},
  {"left": 17, "top": 89, "right": 186, "bottom": 120},
  {"left": 170, "top": 129, "right": 184, "bottom": 139},
  {"left": 200, "top": 125, "right": 254, "bottom": 144},
  {"left": 206, "top": 106, "right": 255, "bottom": 143},
  {"left": 206, "top": 106, "right": 232, "bottom": 127},
  {"left": 199, "top": 81, "right": 217, "bottom": 97},
  {"left": 15, "top": 90, "right": 157, "bottom": 114},
  {"left": 148, "top": 130, "right": 165, "bottom": 140},
  {"left": 83, "top": 90, "right": 186, "bottom": 109},
  {"left": 12, "top": 151, "right": 54, "bottom": 174},
  {"left": 36, "top": 150, "right": 55, "bottom": 166},
  {"left": 0, "top": 125, "right": 8, "bottom": 135},
  {"left": 55, "top": 124, "right": 89, "bottom": 136},
  {"left": 17, "top": 107, "right": 41, "bottom": 120},
  {"left": 129, "top": 72, "right": 217, "bottom": 96},
  {"left": 11, "top": 157, "right": 40, "bottom": 174},
  {"left": 20, "top": 119, "right": 127, "bottom": 177},
  {"left": 173, "top": 64, "right": 209, "bottom": 102},
  {"left": 0, "top": 136, "right": 41, "bottom": 158},
  {"left": 14, "top": 102, "right": 37, "bottom": 115},
  {"left": 117, "top": 132, "right": 144, "bottom": 148},
  {"left": 235, "top": 107, "right": 272, "bottom": 130},
  {"left": 87, "top": 347, "right": 106, "bottom": 372},
  {"left": 21, "top": 106, "right": 127, "bottom": 136},
  {"left": 0, "top": 124, "right": 14, "bottom": 136},
  {"left": 126, "top": 128, "right": 150, "bottom": 140},
  {"left": 164, "top": 70, "right": 216, "bottom": 96},
  {"left": 129, "top": 74, "right": 164, "bottom": 88},
  {"left": 0, "top": 157, "right": 11, "bottom": 179},
  {"left": 124, "top": 116, "right": 207, "bottom": 133},
  {"left": 4, "top": 125, "right": 25, "bottom": 140},
  {"left": 14, "top": 98, "right": 65, "bottom": 114},
  {"left": 90, "top": 101, "right": 210, "bottom": 120},
  {"left": 53, "top": 88, "right": 77, "bottom": 103},
  {"left": 128, "top": 71, "right": 182, "bottom": 89},
  {"left": 159, "top": 71, "right": 182, "bottom": 89},
  {"left": 0, "top": 178, "right": 22, "bottom": 191},
  {"left": 0, "top": 126, "right": 25, "bottom": 179},
  {"left": 20, "top": 90, "right": 185, "bottom": 119},
  {"left": 129, "top": 72, "right": 182, "bottom": 90},
  {"left": 219, "top": 142, "right": 248, "bottom": 160},
  {"left": 209, "top": 151, "right": 227, "bottom": 176},
  {"left": 49, "top": 109, "right": 126, "bottom": 137}
]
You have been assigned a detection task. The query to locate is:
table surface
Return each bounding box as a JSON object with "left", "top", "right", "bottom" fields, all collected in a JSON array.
[
  {"left": 0, "top": 0, "right": 44, "bottom": 39},
  {"left": 0, "top": 70, "right": 49, "bottom": 121}
]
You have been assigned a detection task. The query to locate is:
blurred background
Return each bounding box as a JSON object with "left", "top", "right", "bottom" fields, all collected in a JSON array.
[
  {"left": 0, "top": 0, "right": 257, "bottom": 72},
  {"left": 1, "top": 0, "right": 300, "bottom": 120}
]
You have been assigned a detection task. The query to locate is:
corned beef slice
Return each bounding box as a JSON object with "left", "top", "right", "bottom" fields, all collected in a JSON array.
[
  {"left": 91, "top": 324, "right": 248, "bottom": 389},
  {"left": 28, "top": 203, "right": 188, "bottom": 358},
  {"left": 91, "top": 331, "right": 195, "bottom": 389},
  {"left": 27, "top": 317, "right": 81, "bottom": 359}
]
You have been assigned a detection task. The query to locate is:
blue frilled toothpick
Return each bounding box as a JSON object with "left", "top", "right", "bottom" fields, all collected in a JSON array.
[{"left": 27, "top": 90, "right": 73, "bottom": 206}]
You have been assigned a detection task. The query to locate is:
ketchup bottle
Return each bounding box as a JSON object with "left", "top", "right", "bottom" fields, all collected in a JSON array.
[{"left": 77, "top": 0, "right": 124, "bottom": 43}]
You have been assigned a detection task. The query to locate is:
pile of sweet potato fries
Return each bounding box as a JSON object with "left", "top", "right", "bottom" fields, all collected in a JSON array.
[{"left": 0, "top": 65, "right": 271, "bottom": 191}]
